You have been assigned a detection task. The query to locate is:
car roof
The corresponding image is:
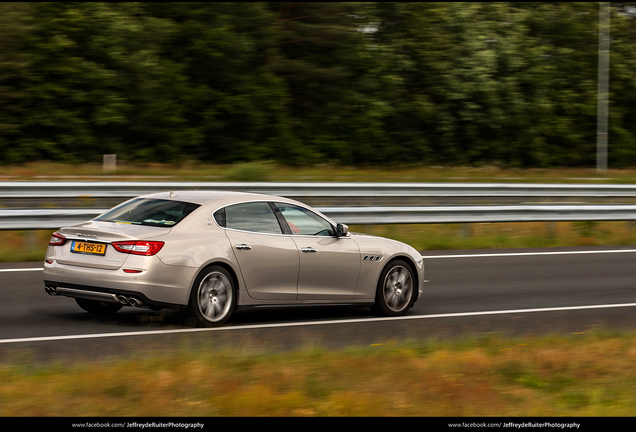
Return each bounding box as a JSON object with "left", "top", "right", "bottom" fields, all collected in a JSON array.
[
  {"left": 137, "top": 190, "right": 337, "bottom": 227},
  {"left": 139, "top": 190, "right": 297, "bottom": 206}
]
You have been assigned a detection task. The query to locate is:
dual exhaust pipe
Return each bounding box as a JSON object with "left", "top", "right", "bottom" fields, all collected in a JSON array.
[{"left": 117, "top": 295, "right": 143, "bottom": 307}]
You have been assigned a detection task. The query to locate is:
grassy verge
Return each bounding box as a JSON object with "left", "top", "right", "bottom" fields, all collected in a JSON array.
[
  {"left": 1, "top": 330, "right": 635, "bottom": 416},
  {"left": 350, "top": 220, "right": 636, "bottom": 251},
  {"left": 4, "top": 160, "right": 636, "bottom": 182},
  {"left": 3, "top": 163, "right": 636, "bottom": 417},
  {"left": 7, "top": 221, "right": 636, "bottom": 264},
  {"left": 3, "top": 161, "right": 636, "bottom": 261}
]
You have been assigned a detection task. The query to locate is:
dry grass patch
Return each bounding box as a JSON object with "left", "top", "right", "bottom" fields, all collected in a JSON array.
[
  {"left": 351, "top": 221, "right": 636, "bottom": 251},
  {"left": 6, "top": 161, "right": 636, "bottom": 183},
  {"left": 4, "top": 220, "right": 633, "bottom": 263},
  {"left": 3, "top": 332, "right": 636, "bottom": 416}
]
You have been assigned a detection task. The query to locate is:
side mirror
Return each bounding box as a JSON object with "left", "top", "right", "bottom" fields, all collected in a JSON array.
[{"left": 336, "top": 223, "right": 349, "bottom": 237}]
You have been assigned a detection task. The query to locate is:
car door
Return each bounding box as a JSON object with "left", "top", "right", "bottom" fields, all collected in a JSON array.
[
  {"left": 217, "top": 201, "right": 299, "bottom": 300},
  {"left": 273, "top": 202, "right": 361, "bottom": 300}
]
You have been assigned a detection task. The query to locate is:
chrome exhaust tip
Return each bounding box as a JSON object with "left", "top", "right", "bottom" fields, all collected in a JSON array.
[
  {"left": 117, "top": 295, "right": 129, "bottom": 305},
  {"left": 45, "top": 286, "right": 58, "bottom": 296},
  {"left": 128, "top": 297, "right": 143, "bottom": 307}
]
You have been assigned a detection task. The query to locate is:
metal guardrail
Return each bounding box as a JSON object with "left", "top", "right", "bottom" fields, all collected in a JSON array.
[
  {"left": 319, "top": 205, "right": 636, "bottom": 224},
  {"left": 4, "top": 205, "right": 636, "bottom": 230},
  {"left": 4, "top": 181, "right": 636, "bottom": 198},
  {"left": 3, "top": 182, "right": 636, "bottom": 229},
  {"left": 0, "top": 209, "right": 106, "bottom": 230}
]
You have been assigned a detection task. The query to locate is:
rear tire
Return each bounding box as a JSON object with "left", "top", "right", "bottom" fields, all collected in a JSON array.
[
  {"left": 370, "top": 259, "right": 415, "bottom": 317},
  {"left": 75, "top": 298, "right": 123, "bottom": 314},
  {"left": 187, "top": 265, "right": 236, "bottom": 327}
]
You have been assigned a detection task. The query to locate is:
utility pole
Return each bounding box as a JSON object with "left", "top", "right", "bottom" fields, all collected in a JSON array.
[{"left": 597, "top": 2, "right": 610, "bottom": 171}]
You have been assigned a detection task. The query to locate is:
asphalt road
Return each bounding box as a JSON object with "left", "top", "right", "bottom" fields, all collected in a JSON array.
[{"left": 2, "top": 245, "right": 636, "bottom": 363}]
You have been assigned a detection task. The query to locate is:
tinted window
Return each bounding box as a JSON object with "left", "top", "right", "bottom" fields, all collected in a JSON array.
[
  {"left": 274, "top": 202, "right": 334, "bottom": 236},
  {"left": 95, "top": 198, "right": 200, "bottom": 227},
  {"left": 213, "top": 207, "right": 226, "bottom": 227},
  {"left": 224, "top": 202, "right": 282, "bottom": 234}
]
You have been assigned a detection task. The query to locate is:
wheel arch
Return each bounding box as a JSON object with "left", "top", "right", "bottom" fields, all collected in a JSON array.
[
  {"left": 375, "top": 254, "right": 421, "bottom": 310},
  {"left": 189, "top": 261, "right": 241, "bottom": 306},
  {"left": 384, "top": 254, "right": 419, "bottom": 293}
]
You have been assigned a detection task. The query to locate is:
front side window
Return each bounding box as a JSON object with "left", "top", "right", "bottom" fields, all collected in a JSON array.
[
  {"left": 274, "top": 202, "right": 334, "bottom": 236},
  {"left": 223, "top": 202, "right": 282, "bottom": 234},
  {"left": 95, "top": 198, "right": 200, "bottom": 227}
]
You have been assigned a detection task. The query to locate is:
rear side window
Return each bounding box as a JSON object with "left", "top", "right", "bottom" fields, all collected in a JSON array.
[
  {"left": 95, "top": 198, "right": 200, "bottom": 227},
  {"left": 213, "top": 207, "right": 226, "bottom": 227},
  {"left": 222, "top": 202, "right": 282, "bottom": 234}
]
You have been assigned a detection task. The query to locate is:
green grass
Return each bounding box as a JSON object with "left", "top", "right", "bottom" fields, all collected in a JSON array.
[
  {"left": 2, "top": 331, "right": 636, "bottom": 416},
  {"left": 351, "top": 220, "right": 636, "bottom": 252},
  {"left": 4, "top": 162, "right": 636, "bottom": 262},
  {"left": 5, "top": 160, "right": 636, "bottom": 183},
  {"left": 4, "top": 163, "right": 636, "bottom": 416},
  {"left": 6, "top": 220, "right": 636, "bottom": 263}
]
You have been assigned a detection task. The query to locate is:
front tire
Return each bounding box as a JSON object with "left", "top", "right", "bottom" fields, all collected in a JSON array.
[
  {"left": 371, "top": 260, "right": 415, "bottom": 317},
  {"left": 75, "top": 298, "right": 123, "bottom": 314},
  {"left": 188, "top": 265, "right": 236, "bottom": 327}
]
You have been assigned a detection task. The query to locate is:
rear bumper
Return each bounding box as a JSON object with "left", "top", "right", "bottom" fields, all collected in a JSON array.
[
  {"left": 43, "top": 257, "right": 198, "bottom": 307},
  {"left": 43, "top": 280, "right": 183, "bottom": 310}
]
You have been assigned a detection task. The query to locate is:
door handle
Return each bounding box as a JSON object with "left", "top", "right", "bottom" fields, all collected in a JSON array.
[
  {"left": 235, "top": 244, "right": 252, "bottom": 250},
  {"left": 301, "top": 247, "right": 317, "bottom": 253}
]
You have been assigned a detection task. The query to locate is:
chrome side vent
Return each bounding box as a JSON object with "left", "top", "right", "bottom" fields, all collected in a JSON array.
[{"left": 363, "top": 255, "right": 383, "bottom": 262}]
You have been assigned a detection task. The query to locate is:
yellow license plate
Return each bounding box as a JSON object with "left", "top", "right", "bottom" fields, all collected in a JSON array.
[{"left": 71, "top": 240, "right": 106, "bottom": 256}]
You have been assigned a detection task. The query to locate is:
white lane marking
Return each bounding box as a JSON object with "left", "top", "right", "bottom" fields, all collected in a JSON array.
[
  {"left": 2, "top": 302, "right": 636, "bottom": 345},
  {"left": 0, "top": 248, "right": 635, "bottom": 272},
  {"left": 0, "top": 249, "right": 634, "bottom": 344},
  {"left": 421, "top": 249, "right": 636, "bottom": 258},
  {"left": 0, "top": 268, "right": 43, "bottom": 272}
]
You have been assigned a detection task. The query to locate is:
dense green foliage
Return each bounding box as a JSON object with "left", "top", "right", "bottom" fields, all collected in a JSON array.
[{"left": 1, "top": 2, "right": 636, "bottom": 167}]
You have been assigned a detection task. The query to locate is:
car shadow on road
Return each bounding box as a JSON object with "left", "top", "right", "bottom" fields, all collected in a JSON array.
[{"left": 29, "top": 304, "right": 377, "bottom": 330}]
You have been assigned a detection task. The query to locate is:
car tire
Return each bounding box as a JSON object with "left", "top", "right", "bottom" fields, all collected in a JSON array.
[
  {"left": 370, "top": 259, "right": 415, "bottom": 317},
  {"left": 75, "top": 298, "right": 123, "bottom": 314},
  {"left": 188, "top": 265, "right": 236, "bottom": 327}
]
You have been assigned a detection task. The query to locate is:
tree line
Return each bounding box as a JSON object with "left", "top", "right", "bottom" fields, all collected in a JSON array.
[{"left": 2, "top": 2, "right": 636, "bottom": 168}]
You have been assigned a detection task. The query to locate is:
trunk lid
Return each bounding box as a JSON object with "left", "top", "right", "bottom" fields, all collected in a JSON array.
[{"left": 55, "top": 221, "right": 171, "bottom": 270}]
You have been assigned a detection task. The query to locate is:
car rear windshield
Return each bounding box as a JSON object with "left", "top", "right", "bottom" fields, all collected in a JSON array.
[{"left": 95, "top": 198, "right": 200, "bottom": 227}]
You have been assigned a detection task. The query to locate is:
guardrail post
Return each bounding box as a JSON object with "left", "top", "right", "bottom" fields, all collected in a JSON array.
[
  {"left": 461, "top": 223, "right": 472, "bottom": 238},
  {"left": 546, "top": 222, "right": 556, "bottom": 239},
  {"left": 24, "top": 230, "right": 38, "bottom": 250},
  {"left": 103, "top": 154, "right": 117, "bottom": 173}
]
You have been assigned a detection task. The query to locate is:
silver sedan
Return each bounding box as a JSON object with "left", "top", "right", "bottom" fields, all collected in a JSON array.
[{"left": 43, "top": 191, "right": 424, "bottom": 326}]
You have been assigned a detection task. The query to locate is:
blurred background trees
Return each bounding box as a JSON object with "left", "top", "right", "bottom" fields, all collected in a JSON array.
[{"left": 1, "top": 2, "right": 636, "bottom": 168}]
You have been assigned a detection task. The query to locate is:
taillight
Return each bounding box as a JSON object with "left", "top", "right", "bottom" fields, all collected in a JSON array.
[
  {"left": 49, "top": 232, "right": 67, "bottom": 246},
  {"left": 112, "top": 240, "right": 164, "bottom": 256}
]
